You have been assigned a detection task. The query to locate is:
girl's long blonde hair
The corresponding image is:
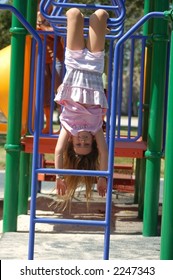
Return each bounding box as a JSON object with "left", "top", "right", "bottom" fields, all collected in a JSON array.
[{"left": 56, "top": 139, "right": 99, "bottom": 210}]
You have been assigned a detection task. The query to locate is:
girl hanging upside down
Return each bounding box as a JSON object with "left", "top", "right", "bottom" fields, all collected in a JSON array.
[{"left": 54, "top": 8, "right": 109, "bottom": 208}]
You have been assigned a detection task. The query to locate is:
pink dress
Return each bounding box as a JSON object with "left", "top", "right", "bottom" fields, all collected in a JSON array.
[{"left": 54, "top": 48, "right": 108, "bottom": 136}]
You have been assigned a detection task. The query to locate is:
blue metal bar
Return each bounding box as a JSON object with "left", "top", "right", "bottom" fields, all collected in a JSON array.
[
  {"left": 34, "top": 217, "right": 107, "bottom": 227},
  {"left": 47, "top": 36, "right": 59, "bottom": 135},
  {"left": 53, "top": 25, "right": 123, "bottom": 39},
  {"left": 40, "top": 34, "right": 47, "bottom": 134},
  {"left": 42, "top": 15, "right": 124, "bottom": 26},
  {"left": 116, "top": 44, "right": 124, "bottom": 139},
  {"left": 28, "top": 34, "right": 45, "bottom": 136},
  {"left": 36, "top": 168, "right": 109, "bottom": 177},
  {"left": 106, "top": 41, "right": 114, "bottom": 145},
  {"left": 50, "top": 3, "right": 119, "bottom": 10},
  {"left": 137, "top": 37, "right": 147, "bottom": 138},
  {"left": 40, "top": 0, "right": 126, "bottom": 27},
  {"left": 114, "top": 12, "right": 165, "bottom": 45},
  {"left": 28, "top": 39, "right": 37, "bottom": 135},
  {"left": 127, "top": 38, "right": 135, "bottom": 138},
  {"left": 27, "top": 49, "right": 43, "bottom": 259}
]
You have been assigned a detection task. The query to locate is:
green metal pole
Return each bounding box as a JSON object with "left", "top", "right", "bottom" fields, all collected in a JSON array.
[
  {"left": 18, "top": 152, "right": 30, "bottom": 215},
  {"left": 160, "top": 18, "right": 173, "bottom": 260},
  {"left": 143, "top": 0, "right": 169, "bottom": 236},
  {"left": 18, "top": 0, "right": 38, "bottom": 215},
  {"left": 3, "top": 0, "right": 28, "bottom": 232},
  {"left": 27, "top": 0, "right": 38, "bottom": 28},
  {"left": 136, "top": 0, "right": 154, "bottom": 217}
]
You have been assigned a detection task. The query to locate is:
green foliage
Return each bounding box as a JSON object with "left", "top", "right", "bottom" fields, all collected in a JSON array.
[
  {"left": 0, "top": 0, "right": 12, "bottom": 49},
  {"left": 125, "top": 0, "right": 144, "bottom": 31}
]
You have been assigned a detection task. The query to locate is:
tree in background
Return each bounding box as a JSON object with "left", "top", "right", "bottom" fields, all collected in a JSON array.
[
  {"left": 122, "top": 0, "right": 144, "bottom": 115},
  {"left": 0, "top": 0, "right": 12, "bottom": 49},
  {"left": 124, "top": 0, "right": 144, "bottom": 31}
]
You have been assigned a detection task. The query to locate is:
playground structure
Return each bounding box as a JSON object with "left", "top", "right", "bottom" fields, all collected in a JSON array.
[{"left": 0, "top": 0, "right": 173, "bottom": 260}]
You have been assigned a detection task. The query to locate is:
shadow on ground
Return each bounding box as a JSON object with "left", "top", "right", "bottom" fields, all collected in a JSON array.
[{"left": 0, "top": 192, "right": 161, "bottom": 235}]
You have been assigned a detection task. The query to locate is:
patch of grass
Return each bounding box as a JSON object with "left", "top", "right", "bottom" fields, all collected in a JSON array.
[{"left": 0, "top": 135, "right": 6, "bottom": 170}]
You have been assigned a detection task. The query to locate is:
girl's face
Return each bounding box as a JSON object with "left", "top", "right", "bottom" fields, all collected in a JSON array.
[{"left": 72, "top": 131, "right": 93, "bottom": 155}]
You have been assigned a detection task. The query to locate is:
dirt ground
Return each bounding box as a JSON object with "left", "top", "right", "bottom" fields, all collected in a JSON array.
[
  {"left": 34, "top": 195, "right": 142, "bottom": 234},
  {"left": 0, "top": 188, "right": 162, "bottom": 235},
  {"left": 0, "top": 191, "right": 144, "bottom": 235}
]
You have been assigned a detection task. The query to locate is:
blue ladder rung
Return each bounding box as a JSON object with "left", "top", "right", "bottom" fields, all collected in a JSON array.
[
  {"left": 33, "top": 217, "right": 107, "bottom": 227},
  {"left": 36, "top": 168, "right": 109, "bottom": 178}
]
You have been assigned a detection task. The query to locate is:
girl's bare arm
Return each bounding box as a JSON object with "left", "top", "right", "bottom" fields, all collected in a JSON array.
[
  {"left": 54, "top": 127, "right": 69, "bottom": 195},
  {"left": 95, "top": 128, "right": 108, "bottom": 171},
  {"left": 95, "top": 128, "right": 108, "bottom": 196},
  {"left": 54, "top": 126, "right": 69, "bottom": 169}
]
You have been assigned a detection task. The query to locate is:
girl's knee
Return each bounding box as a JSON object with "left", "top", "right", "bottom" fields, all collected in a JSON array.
[
  {"left": 66, "top": 8, "right": 83, "bottom": 20},
  {"left": 92, "top": 9, "right": 109, "bottom": 21}
]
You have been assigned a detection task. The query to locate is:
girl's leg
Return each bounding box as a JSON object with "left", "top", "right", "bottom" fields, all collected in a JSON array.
[
  {"left": 66, "top": 8, "right": 85, "bottom": 50},
  {"left": 87, "top": 9, "right": 109, "bottom": 52}
]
